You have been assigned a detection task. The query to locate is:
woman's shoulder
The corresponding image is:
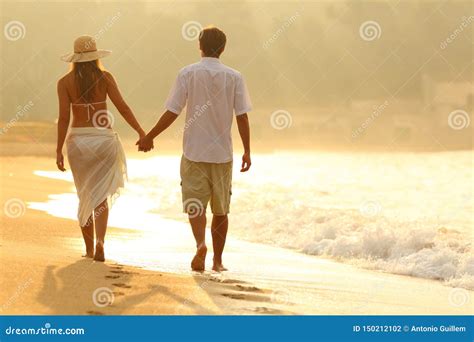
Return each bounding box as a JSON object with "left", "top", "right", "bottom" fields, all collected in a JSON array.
[
  {"left": 102, "top": 70, "right": 114, "bottom": 79},
  {"left": 57, "top": 71, "right": 73, "bottom": 87},
  {"left": 101, "top": 70, "right": 118, "bottom": 88}
]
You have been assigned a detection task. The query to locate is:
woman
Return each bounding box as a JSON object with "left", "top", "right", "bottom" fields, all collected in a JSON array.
[{"left": 56, "top": 35, "right": 148, "bottom": 261}]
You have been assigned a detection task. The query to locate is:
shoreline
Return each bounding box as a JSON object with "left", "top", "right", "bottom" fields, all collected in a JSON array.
[
  {"left": 0, "top": 157, "right": 234, "bottom": 315},
  {"left": 0, "top": 140, "right": 472, "bottom": 159},
  {"left": 1, "top": 156, "right": 472, "bottom": 315}
]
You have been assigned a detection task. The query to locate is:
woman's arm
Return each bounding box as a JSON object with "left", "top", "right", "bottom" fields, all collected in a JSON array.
[
  {"left": 104, "top": 71, "right": 145, "bottom": 137},
  {"left": 137, "top": 110, "right": 178, "bottom": 151},
  {"left": 56, "top": 79, "right": 70, "bottom": 171}
]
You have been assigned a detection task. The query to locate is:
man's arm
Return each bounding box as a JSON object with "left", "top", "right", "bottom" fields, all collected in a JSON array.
[
  {"left": 236, "top": 113, "right": 251, "bottom": 172},
  {"left": 137, "top": 110, "right": 178, "bottom": 151}
]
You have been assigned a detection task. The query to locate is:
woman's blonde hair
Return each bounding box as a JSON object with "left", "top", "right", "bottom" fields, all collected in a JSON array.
[{"left": 72, "top": 60, "right": 105, "bottom": 102}]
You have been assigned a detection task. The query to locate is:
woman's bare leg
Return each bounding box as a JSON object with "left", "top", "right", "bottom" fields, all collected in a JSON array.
[
  {"left": 93, "top": 199, "right": 108, "bottom": 262},
  {"left": 81, "top": 215, "right": 94, "bottom": 258}
]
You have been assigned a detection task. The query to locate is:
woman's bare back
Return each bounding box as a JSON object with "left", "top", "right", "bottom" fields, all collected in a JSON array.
[
  {"left": 58, "top": 71, "right": 111, "bottom": 128},
  {"left": 56, "top": 67, "right": 144, "bottom": 161}
]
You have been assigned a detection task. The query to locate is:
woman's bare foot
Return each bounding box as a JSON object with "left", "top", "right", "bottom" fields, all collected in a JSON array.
[
  {"left": 191, "top": 245, "right": 207, "bottom": 271},
  {"left": 94, "top": 242, "right": 105, "bottom": 262}
]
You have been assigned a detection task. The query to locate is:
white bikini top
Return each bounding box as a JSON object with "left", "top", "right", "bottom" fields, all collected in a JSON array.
[{"left": 71, "top": 100, "right": 106, "bottom": 122}]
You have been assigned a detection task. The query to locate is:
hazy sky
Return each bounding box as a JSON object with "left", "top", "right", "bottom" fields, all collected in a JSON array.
[{"left": 1, "top": 0, "right": 472, "bottom": 149}]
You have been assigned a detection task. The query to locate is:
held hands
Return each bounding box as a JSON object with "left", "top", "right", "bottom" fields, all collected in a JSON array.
[
  {"left": 136, "top": 131, "right": 154, "bottom": 152},
  {"left": 56, "top": 152, "right": 66, "bottom": 172},
  {"left": 240, "top": 152, "right": 251, "bottom": 172}
]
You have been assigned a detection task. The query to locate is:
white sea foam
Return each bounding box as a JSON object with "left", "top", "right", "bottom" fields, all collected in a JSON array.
[
  {"left": 35, "top": 151, "right": 474, "bottom": 289},
  {"left": 224, "top": 152, "right": 474, "bottom": 289},
  {"left": 223, "top": 151, "right": 473, "bottom": 289},
  {"left": 229, "top": 199, "right": 473, "bottom": 289},
  {"left": 127, "top": 151, "right": 473, "bottom": 289}
]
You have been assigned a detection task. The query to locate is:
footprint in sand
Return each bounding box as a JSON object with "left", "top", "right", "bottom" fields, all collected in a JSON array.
[
  {"left": 253, "top": 307, "right": 294, "bottom": 315},
  {"left": 105, "top": 275, "right": 120, "bottom": 279},
  {"left": 86, "top": 310, "right": 104, "bottom": 315},
  {"left": 235, "top": 285, "right": 264, "bottom": 293},
  {"left": 110, "top": 270, "right": 136, "bottom": 275},
  {"left": 208, "top": 278, "right": 248, "bottom": 285},
  {"left": 221, "top": 292, "right": 271, "bottom": 302},
  {"left": 112, "top": 283, "right": 132, "bottom": 289}
]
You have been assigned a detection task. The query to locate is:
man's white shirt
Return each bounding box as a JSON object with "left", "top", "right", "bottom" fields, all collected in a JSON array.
[{"left": 165, "top": 57, "right": 252, "bottom": 163}]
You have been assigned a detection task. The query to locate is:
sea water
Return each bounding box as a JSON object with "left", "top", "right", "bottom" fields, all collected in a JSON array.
[{"left": 33, "top": 150, "right": 474, "bottom": 289}]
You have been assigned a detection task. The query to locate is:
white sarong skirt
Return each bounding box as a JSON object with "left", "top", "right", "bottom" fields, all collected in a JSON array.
[{"left": 66, "top": 127, "right": 127, "bottom": 227}]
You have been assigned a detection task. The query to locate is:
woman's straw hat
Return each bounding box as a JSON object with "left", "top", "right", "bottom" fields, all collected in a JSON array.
[{"left": 61, "top": 35, "right": 111, "bottom": 63}]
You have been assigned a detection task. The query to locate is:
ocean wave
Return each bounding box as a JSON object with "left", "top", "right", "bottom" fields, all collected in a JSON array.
[
  {"left": 127, "top": 152, "right": 473, "bottom": 290},
  {"left": 230, "top": 200, "right": 473, "bottom": 290}
]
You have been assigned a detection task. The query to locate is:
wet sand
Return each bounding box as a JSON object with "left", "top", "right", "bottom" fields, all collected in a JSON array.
[{"left": 0, "top": 156, "right": 472, "bottom": 315}]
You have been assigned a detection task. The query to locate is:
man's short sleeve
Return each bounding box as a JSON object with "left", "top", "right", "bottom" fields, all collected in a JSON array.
[
  {"left": 165, "top": 70, "right": 187, "bottom": 115},
  {"left": 234, "top": 74, "right": 252, "bottom": 116}
]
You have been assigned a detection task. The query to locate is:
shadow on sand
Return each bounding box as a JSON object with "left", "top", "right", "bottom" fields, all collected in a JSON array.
[
  {"left": 191, "top": 273, "right": 295, "bottom": 315},
  {"left": 36, "top": 258, "right": 216, "bottom": 315}
]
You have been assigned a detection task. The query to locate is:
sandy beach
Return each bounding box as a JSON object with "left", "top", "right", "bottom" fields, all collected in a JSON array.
[{"left": 0, "top": 155, "right": 472, "bottom": 315}]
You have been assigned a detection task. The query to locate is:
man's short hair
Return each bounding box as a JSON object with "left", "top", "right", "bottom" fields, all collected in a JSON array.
[{"left": 199, "top": 26, "right": 226, "bottom": 58}]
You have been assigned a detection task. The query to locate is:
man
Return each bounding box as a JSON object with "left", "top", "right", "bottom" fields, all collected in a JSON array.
[{"left": 138, "top": 26, "right": 252, "bottom": 272}]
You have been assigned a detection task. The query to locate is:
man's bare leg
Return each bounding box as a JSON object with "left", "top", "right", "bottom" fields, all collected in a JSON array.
[
  {"left": 211, "top": 214, "right": 228, "bottom": 272},
  {"left": 189, "top": 211, "right": 207, "bottom": 271},
  {"left": 93, "top": 199, "right": 108, "bottom": 262},
  {"left": 81, "top": 215, "right": 94, "bottom": 258}
]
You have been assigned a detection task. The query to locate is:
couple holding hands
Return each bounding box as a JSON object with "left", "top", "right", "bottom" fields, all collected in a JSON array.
[{"left": 56, "top": 26, "right": 251, "bottom": 271}]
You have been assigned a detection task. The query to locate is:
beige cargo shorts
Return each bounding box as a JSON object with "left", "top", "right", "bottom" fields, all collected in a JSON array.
[{"left": 180, "top": 155, "right": 233, "bottom": 216}]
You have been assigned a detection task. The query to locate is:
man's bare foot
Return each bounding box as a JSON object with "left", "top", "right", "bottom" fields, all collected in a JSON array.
[
  {"left": 212, "top": 263, "right": 228, "bottom": 272},
  {"left": 94, "top": 243, "right": 105, "bottom": 262},
  {"left": 191, "top": 245, "right": 207, "bottom": 271}
]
